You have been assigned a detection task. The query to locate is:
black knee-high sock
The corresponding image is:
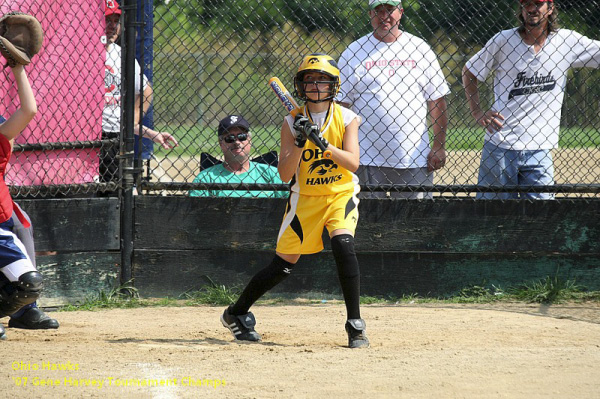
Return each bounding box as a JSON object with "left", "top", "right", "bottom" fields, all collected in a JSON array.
[
  {"left": 331, "top": 234, "right": 361, "bottom": 320},
  {"left": 230, "top": 255, "right": 295, "bottom": 315}
]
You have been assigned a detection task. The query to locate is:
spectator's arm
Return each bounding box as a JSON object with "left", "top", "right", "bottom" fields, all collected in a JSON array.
[
  {"left": 131, "top": 84, "right": 177, "bottom": 149},
  {"left": 141, "top": 84, "right": 153, "bottom": 115},
  {"left": 133, "top": 84, "right": 153, "bottom": 125},
  {"left": 136, "top": 125, "right": 178, "bottom": 149},
  {"left": 427, "top": 97, "right": 447, "bottom": 172},
  {"left": 462, "top": 65, "right": 504, "bottom": 133},
  {"left": 462, "top": 66, "right": 484, "bottom": 123}
]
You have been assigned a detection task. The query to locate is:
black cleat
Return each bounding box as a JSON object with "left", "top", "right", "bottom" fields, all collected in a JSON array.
[
  {"left": 9, "top": 308, "right": 59, "bottom": 330},
  {"left": 221, "top": 306, "right": 261, "bottom": 342},
  {"left": 0, "top": 324, "right": 6, "bottom": 340},
  {"left": 345, "top": 319, "right": 369, "bottom": 348}
]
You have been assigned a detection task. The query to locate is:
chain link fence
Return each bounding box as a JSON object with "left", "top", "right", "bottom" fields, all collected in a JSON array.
[{"left": 3, "top": 0, "right": 600, "bottom": 199}]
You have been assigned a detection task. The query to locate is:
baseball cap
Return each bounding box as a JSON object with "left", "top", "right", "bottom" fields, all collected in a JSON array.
[
  {"left": 218, "top": 115, "right": 250, "bottom": 135},
  {"left": 105, "top": 0, "right": 122, "bottom": 16},
  {"left": 369, "top": 0, "right": 402, "bottom": 9}
]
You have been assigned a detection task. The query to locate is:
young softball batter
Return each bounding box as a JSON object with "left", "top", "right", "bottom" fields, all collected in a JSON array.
[{"left": 221, "top": 53, "right": 368, "bottom": 348}]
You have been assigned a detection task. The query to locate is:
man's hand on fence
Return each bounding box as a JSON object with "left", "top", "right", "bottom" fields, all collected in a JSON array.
[
  {"left": 137, "top": 125, "right": 179, "bottom": 149},
  {"left": 427, "top": 147, "right": 446, "bottom": 172},
  {"left": 474, "top": 110, "right": 505, "bottom": 133}
]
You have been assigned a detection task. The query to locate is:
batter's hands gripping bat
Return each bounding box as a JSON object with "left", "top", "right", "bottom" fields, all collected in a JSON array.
[{"left": 268, "top": 77, "right": 332, "bottom": 159}]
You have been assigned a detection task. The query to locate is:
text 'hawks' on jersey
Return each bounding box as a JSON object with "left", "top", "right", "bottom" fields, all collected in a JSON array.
[{"left": 288, "top": 103, "right": 359, "bottom": 196}]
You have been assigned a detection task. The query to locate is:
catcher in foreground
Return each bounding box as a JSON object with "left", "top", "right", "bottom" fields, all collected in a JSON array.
[{"left": 0, "top": 12, "right": 58, "bottom": 341}]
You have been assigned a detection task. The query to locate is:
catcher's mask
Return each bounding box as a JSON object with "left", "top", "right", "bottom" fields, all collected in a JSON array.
[
  {"left": 0, "top": 12, "right": 43, "bottom": 67},
  {"left": 294, "top": 53, "right": 340, "bottom": 103}
]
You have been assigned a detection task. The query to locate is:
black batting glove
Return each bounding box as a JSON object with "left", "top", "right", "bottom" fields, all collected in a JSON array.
[{"left": 292, "top": 115, "right": 311, "bottom": 148}]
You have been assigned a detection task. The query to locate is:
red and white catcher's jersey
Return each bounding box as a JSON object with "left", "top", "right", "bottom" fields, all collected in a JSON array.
[{"left": 0, "top": 134, "right": 29, "bottom": 227}]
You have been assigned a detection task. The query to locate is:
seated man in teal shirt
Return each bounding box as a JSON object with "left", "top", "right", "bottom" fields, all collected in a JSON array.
[{"left": 189, "top": 115, "right": 287, "bottom": 198}]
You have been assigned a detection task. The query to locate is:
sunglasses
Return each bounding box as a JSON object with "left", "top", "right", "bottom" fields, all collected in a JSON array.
[{"left": 219, "top": 132, "right": 249, "bottom": 144}]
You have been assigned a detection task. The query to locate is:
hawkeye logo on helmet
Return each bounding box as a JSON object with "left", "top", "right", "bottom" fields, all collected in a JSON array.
[{"left": 308, "top": 58, "right": 319, "bottom": 64}]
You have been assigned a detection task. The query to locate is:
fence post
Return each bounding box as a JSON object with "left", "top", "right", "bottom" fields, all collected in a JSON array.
[{"left": 120, "top": 0, "right": 138, "bottom": 288}]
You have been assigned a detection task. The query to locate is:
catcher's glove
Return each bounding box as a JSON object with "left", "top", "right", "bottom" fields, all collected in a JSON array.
[{"left": 0, "top": 12, "right": 43, "bottom": 67}]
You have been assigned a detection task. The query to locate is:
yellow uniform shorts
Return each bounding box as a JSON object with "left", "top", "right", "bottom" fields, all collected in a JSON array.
[{"left": 276, "top": 190, "right": 360, "bottom": 255}]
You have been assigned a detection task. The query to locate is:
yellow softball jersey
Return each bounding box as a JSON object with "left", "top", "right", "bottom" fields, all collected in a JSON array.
[{"left": 284, "top": 103, "right": 360, "bottom": 196}]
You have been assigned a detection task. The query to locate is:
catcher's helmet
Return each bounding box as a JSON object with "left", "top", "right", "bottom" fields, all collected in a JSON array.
[{"left": 294, "top": 53, "right": 340, "bottom": 103}]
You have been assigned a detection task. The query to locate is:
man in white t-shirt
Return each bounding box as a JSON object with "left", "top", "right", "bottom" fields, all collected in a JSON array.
[
  {"left": 337, "top": 0, "right": 450, "bottom": 199},
  {"left": 102, "top": 0, "right": 177, "bottom": 190},
  {"left": 463, "top": 0, "right": 600, "bottom": 199}
]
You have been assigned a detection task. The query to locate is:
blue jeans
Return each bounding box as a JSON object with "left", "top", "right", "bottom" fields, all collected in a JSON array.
[
  {"left": 357, "top": 165, "right": 433, "bottom": 199},
  {"left": 477, "top": 141, "right": 555, "bottom": 200}
]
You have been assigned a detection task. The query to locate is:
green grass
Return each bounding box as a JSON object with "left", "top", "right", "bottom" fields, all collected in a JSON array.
[
  {"left": 508, "top": 275, "right": 584, "bottom": 304},
  {"left": 154, "top": 124, "right": 280, "bottom": 158},
  {"left": 155, "top": 124, "right": 600, "bottom": 158},
  {"left": 180, "top": 276, "right": 242, "bottom": 306},
  {"left": 443, "top": 126, "right": 600, "bottom": 151},
  {"left": 60, "top": 281, "right": 179, "bottom": 311},
  {"left": 60, "top": 281, "right": 141, "bottom": 311},
  {"left": 58, "top": 276, "right": 599, "bottom": 311}
]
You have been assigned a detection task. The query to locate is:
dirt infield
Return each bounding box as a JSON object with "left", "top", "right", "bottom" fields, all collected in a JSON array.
[{"left": 2, "top": 303, "right": 600, "bottom": 398}]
